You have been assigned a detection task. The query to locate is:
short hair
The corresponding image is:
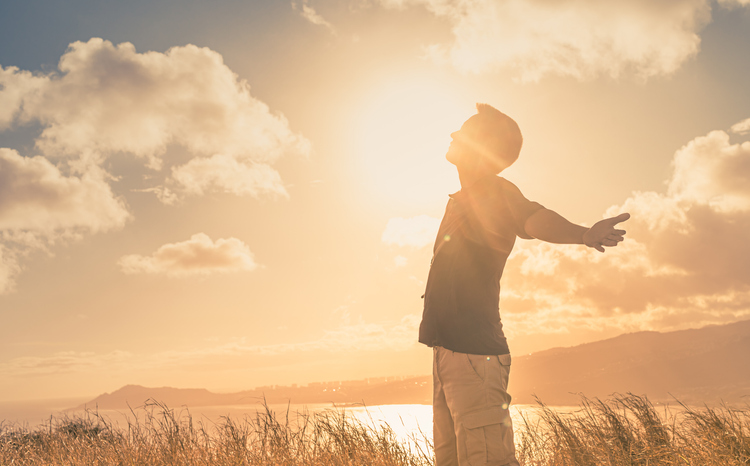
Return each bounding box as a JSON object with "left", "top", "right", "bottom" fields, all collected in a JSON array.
[{"left": 474, "top": 103, "right": 523, "bottom": 172}]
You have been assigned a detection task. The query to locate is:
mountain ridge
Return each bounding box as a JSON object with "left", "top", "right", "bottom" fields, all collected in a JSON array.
[
  {"left": 509, "top": 319, "right": 750, "bottom": 404},
  {"left": 72, "top": 319, "right": 750, "bottom": 410}
]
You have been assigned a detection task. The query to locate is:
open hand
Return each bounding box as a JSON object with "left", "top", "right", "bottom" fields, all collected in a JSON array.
[{"left": 583, "top": 213, "right": 630, "bottom": 252}]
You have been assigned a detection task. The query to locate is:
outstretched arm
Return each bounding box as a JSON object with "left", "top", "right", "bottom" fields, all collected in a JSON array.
[{"left": 524, "top": 209, "right": 630, "bottom": 253}]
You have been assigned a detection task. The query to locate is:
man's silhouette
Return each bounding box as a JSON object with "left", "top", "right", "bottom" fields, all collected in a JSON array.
[{"left": 418, "top": 104, "right": 629, "bottom": 466}]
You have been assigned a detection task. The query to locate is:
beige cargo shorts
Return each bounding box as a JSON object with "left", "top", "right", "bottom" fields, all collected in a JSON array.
[{"left": 432, "top": 346, "right": 519, "bottom": 466}]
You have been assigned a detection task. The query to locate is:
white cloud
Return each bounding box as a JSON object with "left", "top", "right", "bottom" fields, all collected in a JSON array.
[
  {"left": 0, "top": 38, "right": 311, "bottom": 199},
  {"left": 378, "top": 0, "right": 716, "bottom": 81},
  {"left": 118, "top": 233, "right": 259, "bottom": 277},
  {"left": 501, "top": 117, "right": 750, "bottom": 334},
  {"left": 170, "top": 154, "right": 288, "bottom": 199},
  {"left": 382, "top": 215, "right": 440, "bottom": 247},
  {"left": 0, "top": 148, "right": 130, "bottom": 233},
  {"left": 0, "top": 148, "right": 130, "bottom": 293},
  {"left": 293, "top": 0, "right": 336, "bottom": 33},
  {"left": 0, "top": 39, "right": 310, "bottom": 292},
  {"left": 668, "top": 130, "right": 750, "bottom": 211},
  {"left": 730, "top": 118, "right": 750, "bottom": 135},
  {"left": 0, "top": 66, "right": 47, "bottom": 130},
  {"left": 0, "top": 246, "right": 20, "bottom": 295}
]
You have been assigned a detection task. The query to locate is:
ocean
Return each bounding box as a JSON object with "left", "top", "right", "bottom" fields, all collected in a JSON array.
[{"left": 0, "top": 397, "right": 552, "bottom": 447}]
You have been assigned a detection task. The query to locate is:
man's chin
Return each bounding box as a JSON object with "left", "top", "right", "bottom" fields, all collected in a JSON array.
[{"left": 445, "top": 151, "right": 459, "bottom": 166}]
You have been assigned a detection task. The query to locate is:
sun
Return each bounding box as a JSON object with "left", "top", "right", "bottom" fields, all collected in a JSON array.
[{"left": 352, "top": 73, "right": 472, "bottom": 211}]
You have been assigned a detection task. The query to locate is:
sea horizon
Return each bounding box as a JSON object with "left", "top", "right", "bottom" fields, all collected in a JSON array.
[{"left": 1, "top": 396, "right": 559, "bottom": 444}]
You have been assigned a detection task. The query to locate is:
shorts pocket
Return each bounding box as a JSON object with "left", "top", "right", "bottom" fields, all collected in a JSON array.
[
  {"left": 464, "top": 353, "right": 489, "bottom": 382},
  {"left": 460, "top": 407, "right": 515, "bottom": 466}
]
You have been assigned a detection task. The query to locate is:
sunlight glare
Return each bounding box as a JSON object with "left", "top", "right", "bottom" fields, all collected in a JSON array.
[{"left": 353, "top": 76, "right": 469, "bottom": 210}]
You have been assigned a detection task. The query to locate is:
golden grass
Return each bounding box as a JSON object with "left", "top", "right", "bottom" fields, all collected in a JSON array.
[
  {"left": 516, "top": 394, "right": 750, "bottom": 466},
  {"left": 0, "top": 400, "right": 432, "bottom": 465},
  {"left": 1, "top": 394, "right": 748, "bottom": 465}
]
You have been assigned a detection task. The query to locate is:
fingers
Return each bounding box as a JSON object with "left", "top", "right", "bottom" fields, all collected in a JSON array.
[
  {"left": 591, "top": 231, "right": 626, "bottom": 252},
  {"left": 607, "top": 212, "right": 631, "bottom": 225},
  {"left": 586, "top": 213, "right": 631, "bottom": 252}
]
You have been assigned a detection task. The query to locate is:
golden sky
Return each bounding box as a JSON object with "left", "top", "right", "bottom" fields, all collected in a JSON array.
[{"left": 1, "top": 0, "right": 750, "bottom": 401}]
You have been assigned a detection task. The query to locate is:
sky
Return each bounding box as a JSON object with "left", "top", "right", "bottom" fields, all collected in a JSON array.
[{"left": 1, "top": 0, "right": 750, "bottom": 401}]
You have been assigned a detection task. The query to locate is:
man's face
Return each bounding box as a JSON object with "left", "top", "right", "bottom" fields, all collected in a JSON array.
[
  {"left": 445, "top": 115, "right": 483, "bottom": 167},
  {"left": 446, "top": 114, "right": 515, "bottom": 173}
]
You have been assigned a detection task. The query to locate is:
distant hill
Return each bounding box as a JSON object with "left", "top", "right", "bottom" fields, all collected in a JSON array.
[
  {"left": 71, "top": 385, "right": 238, "bottom": 410},
  {"left": 510, "top": 319, "right": 750, "bottom": 405},
  {"left": 73, "top": 319, "right": 750, "bottom": 410},
  {"left": 71, "top": 376, "right": 432, "bottom": 411}
]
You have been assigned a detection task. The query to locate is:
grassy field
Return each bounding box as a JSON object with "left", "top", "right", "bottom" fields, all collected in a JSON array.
[
  {"left": 1, "top": 394, "right": 748, "bottom": 465},
  {"left": 516, "top": 394, "right": 750, "bottom": 466}
]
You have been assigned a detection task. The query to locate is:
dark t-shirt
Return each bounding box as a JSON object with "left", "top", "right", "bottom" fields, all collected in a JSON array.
[{"left": 418, "top": 175, "right": 544, "bottom": 355}]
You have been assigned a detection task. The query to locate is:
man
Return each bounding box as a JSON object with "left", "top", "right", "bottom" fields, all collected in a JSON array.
[{"left": 419, "top": 103, "right": 629, "bottom": 466}]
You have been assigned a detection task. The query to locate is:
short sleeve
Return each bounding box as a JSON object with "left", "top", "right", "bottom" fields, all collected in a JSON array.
[{"left": 499, "top": 178, "right": 544, "bottom": 239}]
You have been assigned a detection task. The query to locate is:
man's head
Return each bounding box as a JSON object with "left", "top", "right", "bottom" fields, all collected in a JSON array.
[{"left": 446, "top": 103, "right": 523, "bottom": 174}]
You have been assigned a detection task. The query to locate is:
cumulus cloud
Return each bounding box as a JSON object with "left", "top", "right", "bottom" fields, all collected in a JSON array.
[
  {"left": 668, "top": 130, "right": 750, "bottom": 211},
  {"left": 0, "top": 148, "right": 130, "bottom": 292},
  {"left": 500, "top": 118, "right": 750, "bottom": 335},
  {"left": 0, "top": 38, "right": 310, "bottom": 199},
  {"left": 0, "top": 149, "right": 130, "bottom": 233},
  {"left": 170, "top": 154, "right": 288, "bottom": 199},
  {"left": 0, "top": 66, "right": 47, "bottom": 130},
  {"left": 119, "top": 233, "right": 259, "bottom": 277},
  {"left": 731, "top": 118, "right": 750, "bottom": 135},
  {"left": 382, "top": 215, "right": 440, "bottom": 247},
  {"left": 0, "top": 39, "right": 309, "bottom": 292},
  {"left": 377, "top": 0, "right": 720, "bottom": 81}
]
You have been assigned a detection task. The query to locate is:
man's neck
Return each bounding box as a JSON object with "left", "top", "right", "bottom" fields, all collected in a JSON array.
[{"left": 458, "top": 167, "right": 496, "bottom": 189}]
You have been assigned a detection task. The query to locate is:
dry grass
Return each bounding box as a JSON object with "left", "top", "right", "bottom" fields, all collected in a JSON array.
[
  {"left": 517, "top": 393, "right": 750, "bottom": 466},
  {"left": 2, "top": 394, "right": 749, "bottom": 465},
  {"left": 0, "top": 400, "right": 432, "bottom": 465}
]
